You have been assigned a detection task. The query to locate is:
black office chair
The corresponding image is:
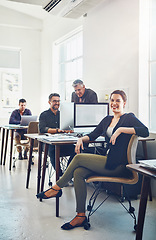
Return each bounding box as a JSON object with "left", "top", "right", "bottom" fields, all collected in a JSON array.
[
  {"left": 48, "top": 155, "right": 70, "bottom": 186},
  {"left": 84, "top": 135, "right": 138, "bottom": 231}
]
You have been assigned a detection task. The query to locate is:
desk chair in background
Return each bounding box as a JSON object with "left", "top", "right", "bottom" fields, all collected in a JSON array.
[
  {"left": 85, "top": 135, "right": 138, "bottom": 231},
  {"left": 48, "top": 155, "right": 71, "bottom": 186},
  {"left": 13, "top": 121, "right": 39, "bottom": 168}
]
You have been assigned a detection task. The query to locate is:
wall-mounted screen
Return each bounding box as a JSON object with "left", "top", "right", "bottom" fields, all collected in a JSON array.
[{"left": 74, "top": 103, "right": 109, "bottom": 128}]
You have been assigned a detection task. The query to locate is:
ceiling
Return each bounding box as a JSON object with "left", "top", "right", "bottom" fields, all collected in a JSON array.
[
  {"left": 0, "top": 0, "right": 105, "bottom": 21},
  {"left": 0, "top": 0, "right": 50, "bottom": 20}
]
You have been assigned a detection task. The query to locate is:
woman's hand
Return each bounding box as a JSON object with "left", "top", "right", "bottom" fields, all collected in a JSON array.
[
  {"left": 110, "top": 127, "right": 136, "bottom": 145},
  {"left": 110, "top": 128, "right": 121, "bottom": 145},
  {"left": 75, "top": 138, "right": 84, "bottom": 154}
]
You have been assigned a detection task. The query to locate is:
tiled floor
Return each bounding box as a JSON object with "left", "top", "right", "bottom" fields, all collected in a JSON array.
[{"left": 0, "top": 154, "right": 156, "bottom": 240}]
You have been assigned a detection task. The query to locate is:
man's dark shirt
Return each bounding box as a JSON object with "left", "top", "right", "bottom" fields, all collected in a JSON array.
[
  {"left": 71, "top": 88, "right": 98, "bottom": 103},
  {"left": 39, "top": 108, "right": 75, "bottom": 171},
  {"left": 9, "top": 108, "right": 32, "bottom": 134},
  {"left": 39, "top": 108, "right": 60, "bottom": 133},
  {"left": 9, "top": 109, "right": 32, "bottom": 124}
]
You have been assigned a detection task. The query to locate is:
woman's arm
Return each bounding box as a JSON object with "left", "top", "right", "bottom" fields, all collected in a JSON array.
[
  {"left": 75, "top": 116, "right": 111, "bottom": 153},
  {"left": 110, "top": 127, "right": 136, "bottom": 145},
  {"left": 110, "top": 113, "right": 149, "bottom": 145},
  {"left": 75, "top": 135, "right": 90, "bottom": 154}
]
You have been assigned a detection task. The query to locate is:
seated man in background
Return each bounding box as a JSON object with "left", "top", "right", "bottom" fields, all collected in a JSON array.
[
  {"left": 71, "top": 79, "right": 98, "bottom": 103},
  {"left": 9, "top": 98, "right": 32, "bottom": 160},
  {"left": 39, "top": 93, "right": 75, "bottom": 176}
]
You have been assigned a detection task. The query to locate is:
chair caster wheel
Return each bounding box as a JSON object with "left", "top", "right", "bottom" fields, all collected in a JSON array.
[
  {"left": 121, "top": 196, "right": 125, "bottom": 202},
  {"left": 87, "top": 205, "right": 92, "bottom": 211},
  {"left": 13, "top": 165, "right": 15, "bottom": 168},
  {"left": 129, "top": 206, "right": 135, "bottom": 213},
  {"left": 84, "top": 222, "right": 91, "bottom": 230},
  {"left": 31, "top": 161, "right": 34, "bottom": 165},
  {"left": 134, "top": 224, "right": 137, "bottom": 231}
]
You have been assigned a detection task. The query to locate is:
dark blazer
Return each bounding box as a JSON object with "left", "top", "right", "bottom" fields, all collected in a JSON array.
[
  {"left": 71, "top": 88, "right": 98, "bottom": 103},
  {"left": 87, "top": 113, "right": 149, "bottom": 170}
]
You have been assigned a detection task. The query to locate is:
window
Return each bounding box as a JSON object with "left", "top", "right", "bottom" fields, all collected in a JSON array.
[
  {"left": 149, "top": 0, "right": 156, "bottom": 131},
  {"left": 53, "top": 27, "right": 83, "bottom": 102},
  {"left": 0, "top": 48, "right": 22, "bottom": 117},
  {"left": 139, "top": 0, "right": 156, "bottom": 132}
]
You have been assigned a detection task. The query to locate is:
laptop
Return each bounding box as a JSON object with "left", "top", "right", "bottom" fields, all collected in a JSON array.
[
  {"left": 139, "top": 159, "right": 156, "bottom": 171},
  {"left": 20, "top": 115, "right": 38, "bottom": 126}
]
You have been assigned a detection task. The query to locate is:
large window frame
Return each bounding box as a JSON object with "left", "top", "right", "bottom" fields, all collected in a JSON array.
[
  {"left": 0, "top": 47, "right": 22, "bottom": 118},
  {"left": 149, "top": 0, "right": 156, "bottom": 132},
  {"left": 52, "top": 26, "right": 83, "bottom": 102},
  {"left": 139, "top": 0, "right": 156, "bottom": 133}
]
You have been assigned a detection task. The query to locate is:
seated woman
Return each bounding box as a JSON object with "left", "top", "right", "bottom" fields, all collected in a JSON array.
[{"left": 36, "top": 90, "right": 149, "bottom": 230}]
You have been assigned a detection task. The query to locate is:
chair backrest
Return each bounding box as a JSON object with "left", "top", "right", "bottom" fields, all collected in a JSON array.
[
  {"left": 127, "top": 134, "right": 138, "bottom": 164},
  {"left": 27, "top": 121, "right": 39, "bottom": 134},
  {"left": 126, "top": 134, "right": 138, "bottom": 182},
  {"left": 27, "top": 121, "right": 39, "bottom": 148}
]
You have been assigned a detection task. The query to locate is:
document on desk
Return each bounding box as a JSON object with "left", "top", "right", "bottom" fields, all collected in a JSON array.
[
  {"left": 139, "top": 159, "right": 156, "bottom": 171},
  {"left": 38, "top": 134, "right": 78, "bottom": 142}
]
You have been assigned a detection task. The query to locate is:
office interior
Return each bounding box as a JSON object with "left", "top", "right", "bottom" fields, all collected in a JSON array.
[{"left": 0, "top": 0, "right": 156, "bottom": 239}]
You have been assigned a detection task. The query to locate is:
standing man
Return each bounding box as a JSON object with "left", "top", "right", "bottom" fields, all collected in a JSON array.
[
  {"left": 71, "top": 79, "right": 98, "bottom": 103},
  {"left": 39, "top": 93, "right": 75, "bottom": 176},
  {"left": 9, "top": 98, "right": 32, "bottom": 160}
]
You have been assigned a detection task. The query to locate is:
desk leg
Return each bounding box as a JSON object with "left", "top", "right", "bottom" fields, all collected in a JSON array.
[
  {"left": 55, "top": 145, "right": 60, "bottom": 217},
  {"left": 0, "top": 128, "right": 5, "bottom": 165},
  {"left": 142, "top": 141, "right": 148, "bottom": 160},
  {"left": 40, "top": 144, "right": 49, "bottom": 197},
  {"left": 136, "top": 176, "right": 150, "bottom": 240},
  {"left": 37, "top": 141, "right": 42, "bottom": 194},
  {"left": 26, "top": 138, "right": 34, "bottom": 189},
  {"left": 141, "top": 141, "right": 152, "bottom": 201},
  {"left": 3, "top": 129, "right": 9, "bottom": 166},
  {"left": 9, "top": 129, "right": 14, "bottom": 171}
]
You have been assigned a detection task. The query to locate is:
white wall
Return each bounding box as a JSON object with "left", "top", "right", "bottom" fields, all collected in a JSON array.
[
  {"left": 40, "top": 0, "right": 139, "bottom": 114},
  {"left": 83, "top": 0, "right": 139, "bottom": 113},
  {"left": 40, "top": 16, "right": 83, "bottom": 111},
  {"left": 0, "top": 6, "right": 42, "bottom": 123}
]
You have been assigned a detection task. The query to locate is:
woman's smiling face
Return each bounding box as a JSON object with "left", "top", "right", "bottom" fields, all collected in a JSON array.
[{"left": 110, "top": 94, "right": 126, "bottom": 114}]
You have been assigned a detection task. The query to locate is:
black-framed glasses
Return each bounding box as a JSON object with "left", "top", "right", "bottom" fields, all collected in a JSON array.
[{"left": 52, "top": 100, "right": 60, "bottom": 103}]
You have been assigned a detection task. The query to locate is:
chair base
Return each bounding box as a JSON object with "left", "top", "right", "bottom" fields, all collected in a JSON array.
[
  {"left": 86, "top": 182, "right": 137, "bottom": 231},
  {"left": 47, "top": 156, "right": 69, "bottom": 187},
  {"left": 13, "top": 149, "right": 35, "bottom": 168}
]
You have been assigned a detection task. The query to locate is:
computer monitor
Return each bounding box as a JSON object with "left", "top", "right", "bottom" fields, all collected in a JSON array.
[
  {"left": 60, "top": 102, "right": 74, "bottom": 130},
  {"left": 74, "top": 103, "right": 109, "bottom": 130},
  {"left": 20, "top": 115, "right": 38, "bottom": 126}
]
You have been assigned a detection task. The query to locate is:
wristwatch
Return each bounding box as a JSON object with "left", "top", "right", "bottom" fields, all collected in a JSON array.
[{"left": 56, "top": 128, "right": 58, "bottom": 133}]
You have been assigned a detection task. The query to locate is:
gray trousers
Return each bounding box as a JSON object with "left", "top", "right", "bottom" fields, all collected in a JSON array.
[{"left": 57, "top": 153, "right": 128, "bottom": 213}]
